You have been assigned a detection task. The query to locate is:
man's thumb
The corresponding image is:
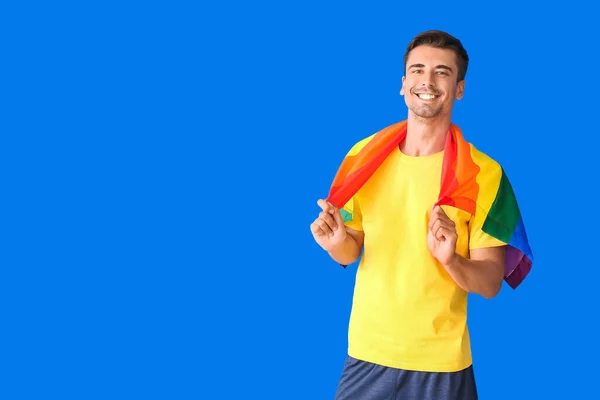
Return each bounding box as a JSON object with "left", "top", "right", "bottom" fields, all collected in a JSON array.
[{"left": 332, "top": 207, "right": 345, "bottom": 224}]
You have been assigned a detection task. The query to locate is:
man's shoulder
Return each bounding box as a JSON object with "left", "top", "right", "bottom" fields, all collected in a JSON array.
[
  {"left": 467, "top": 143, "right": 505, "bottom": 192},
  {"left": 468, "top": 142, "right": 502, "bottom": 172}
]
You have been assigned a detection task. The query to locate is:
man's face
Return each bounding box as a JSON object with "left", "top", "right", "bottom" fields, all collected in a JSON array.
[{"left": 400, "top": 45, "right": 465, "bottom": 120}]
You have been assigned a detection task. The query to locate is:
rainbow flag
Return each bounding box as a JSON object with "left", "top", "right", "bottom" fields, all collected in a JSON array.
[{"left": 327, "top": 120, "right": 533, "bottom": 289}]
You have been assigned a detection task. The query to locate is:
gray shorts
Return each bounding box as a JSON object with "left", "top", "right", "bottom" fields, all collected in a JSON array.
[{"left": 334, "top": 356, "right": 478, "bottom": 400}]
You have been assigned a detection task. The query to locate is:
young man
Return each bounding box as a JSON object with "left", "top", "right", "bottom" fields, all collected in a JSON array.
[{"left": 310, "top": 30, "right": 531, "bottom": 400}]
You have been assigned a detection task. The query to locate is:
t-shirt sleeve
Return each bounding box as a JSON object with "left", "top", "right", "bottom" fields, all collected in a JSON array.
[
  {"left": 341, "top": 195, "right": 363, "bottom": 232},
  {"left": 469, "top": 209, "right": 506, "bottom": 249}
]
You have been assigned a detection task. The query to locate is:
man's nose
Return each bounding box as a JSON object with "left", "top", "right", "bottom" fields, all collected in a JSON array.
[{"left": 421, "top": 71, "right": 436, "bottom": 87}]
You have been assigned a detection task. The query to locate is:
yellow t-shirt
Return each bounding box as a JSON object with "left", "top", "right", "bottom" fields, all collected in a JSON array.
[{"left": 342, "top": 145, "right": 504, "bottom": 373}]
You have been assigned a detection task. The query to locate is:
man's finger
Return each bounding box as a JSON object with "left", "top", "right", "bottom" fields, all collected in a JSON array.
[
  {"left": 432, "top": 205, "right": 450, "bottom": 219},
  {"left": 434, "top": 225, "right": 450, "bottom": 241},
  {"left": 435, "top": 226, "right": 446, "bottom": 241},
  {"left": 429, "top": 208, "right": 443, "bottom": 229},
  {"left": 430, "top": 208, "right": 455, "bottom": 229},
  {"left": 311, "top": 221, "right": 324, "bottom": 235},
  {"left": 310, "top": 222, "right": 327, "bottom": 236},
  {"left": 428, "top": 215, "right": 437, "bottom": 230},
  {"left": 316, "top": 218, "right": 334, "bottom": 235},
  {"left": 333, "top": 208, "right": 345, "bottom": 226},
  {"left": 436, "top": 225, "right": 458, "bottom": 241},
  {"left": 430, "top": 218, "right": 451, "bottom": 233},
  {"left": 430, "top": 219, "right": 440, "bottom": 234},
  {"left": 431, "top": 219, "right": 455, "bottom": 239},
  {"left": 319, "top": 211, "right": 338, "bottom": 231},
  {"left": 438, "top": 218, "right": 455, "bottom": 231},
  {"left": 317, "top": 199, "right": 335, "bottom": 214},
  {"left": 436, "top": 205, "right": 455, "bottom": 218},
  {"left": 432, "top": 220, "right": 445, "bottom": 238}
]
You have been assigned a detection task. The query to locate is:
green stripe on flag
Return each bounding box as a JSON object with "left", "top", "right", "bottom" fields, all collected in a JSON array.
[
  {"left": 340, "top": 209, "right": 353, "bottom": 223},
  {"left": 482, "top": 169, "right": 521, "bottom": 243}
]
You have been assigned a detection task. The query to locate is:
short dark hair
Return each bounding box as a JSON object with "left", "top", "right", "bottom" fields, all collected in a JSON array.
[{"left": 403, "top": 30, "right": 469, "bottom": 82}]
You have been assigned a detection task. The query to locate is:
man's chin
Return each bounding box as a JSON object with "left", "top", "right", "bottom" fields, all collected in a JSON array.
[{"left": 412, "top": 107, "right": 441, "bottom": 119}]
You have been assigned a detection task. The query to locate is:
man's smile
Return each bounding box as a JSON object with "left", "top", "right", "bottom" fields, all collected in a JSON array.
[{"left": 416, "top": 93, "right": 438, "bottom": 101}]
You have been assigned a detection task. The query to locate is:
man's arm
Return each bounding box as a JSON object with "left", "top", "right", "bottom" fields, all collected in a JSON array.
[
  {"left": 328, "top": 227, "right": 364, "bottom": 266},
  {"left": 311, "top": 199, "right": 365, "bottom": 266},
  {"left": 443, "top": 246, "right": 506, "bottom": 299},
  {"left": 428, "top": 205, "right": 506, "bottom": 299}
]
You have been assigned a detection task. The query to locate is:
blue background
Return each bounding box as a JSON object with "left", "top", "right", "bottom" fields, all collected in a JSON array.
[{"left": 2, "top": 1, "right": 597, "bottom": 399}]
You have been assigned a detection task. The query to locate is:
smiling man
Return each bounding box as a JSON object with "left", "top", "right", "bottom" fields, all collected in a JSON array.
[{"left": 310, "top": 30, "right": 523, "bottom": 400}]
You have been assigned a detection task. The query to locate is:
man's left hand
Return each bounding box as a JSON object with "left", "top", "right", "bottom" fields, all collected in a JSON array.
[{"left": 427, "top": 205, "right": 458, "bottom": 266}]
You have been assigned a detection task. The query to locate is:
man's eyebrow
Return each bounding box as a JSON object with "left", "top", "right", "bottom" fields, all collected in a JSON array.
[
  {"left": 408, "top": 64, "right": 454, "bottom": 73},
  {"left": 436, "top": 64, "right": 453, "bottom": 73}
]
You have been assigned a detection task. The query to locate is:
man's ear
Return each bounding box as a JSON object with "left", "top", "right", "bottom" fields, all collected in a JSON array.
[
  {"left": 456, "top": 80, "right": 465, "bottom": 100},
  {"left": 400, "top": 76, "right": 406, "bottom": 96}
]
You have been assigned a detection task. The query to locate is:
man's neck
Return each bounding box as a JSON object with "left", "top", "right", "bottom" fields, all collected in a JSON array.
[{"left": 400, "top": 114, "right": 451, "bottom": 156}]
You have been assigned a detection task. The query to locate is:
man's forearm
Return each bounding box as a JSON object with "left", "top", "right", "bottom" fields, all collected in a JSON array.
[
  {"left": 443, "top": 254, "right": 504, "bottom": 299},
  {"left": 327, "top": 233, "right": 362, "bottom": 266}
]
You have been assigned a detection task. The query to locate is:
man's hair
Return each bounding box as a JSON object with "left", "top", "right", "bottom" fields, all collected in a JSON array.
[{"left": 403, "top": 30, "right": 469, "bottom": 82}]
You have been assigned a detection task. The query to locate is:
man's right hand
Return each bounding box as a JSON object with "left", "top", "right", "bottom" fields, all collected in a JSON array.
[{"left": 310, "top": 199, "right": 347, "bottom": 252}]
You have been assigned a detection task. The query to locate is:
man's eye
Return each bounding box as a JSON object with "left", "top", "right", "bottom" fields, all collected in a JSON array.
[
  {"left": 436, "top": 71, "right": 449, "bottom": 75},
  {"left": 412, "top": 70, "right": 422, "bottom": 74}
]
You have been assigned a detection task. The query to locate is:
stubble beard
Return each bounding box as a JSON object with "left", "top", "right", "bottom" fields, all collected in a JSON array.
[
  {"left": 410, "top": 102, "right": 444, "bottom": 119},
  {"left": 408, "top": 87, "right": 446, "bottom": 120}
]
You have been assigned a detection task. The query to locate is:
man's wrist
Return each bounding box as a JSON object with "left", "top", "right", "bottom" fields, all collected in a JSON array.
[
  {"left": 326, "top": 231, "right": 357, "bottom": 265},
  {"left": 442, "top": 252, "right": 461, "bottom": 271},
  {"left": 324, "top": 230, "right": 349, "bottom": 253}
]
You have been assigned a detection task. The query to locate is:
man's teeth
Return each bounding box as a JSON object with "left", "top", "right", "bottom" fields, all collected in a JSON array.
[{"left": 418, "top": 94, "right": 435, "bottom": 100}]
